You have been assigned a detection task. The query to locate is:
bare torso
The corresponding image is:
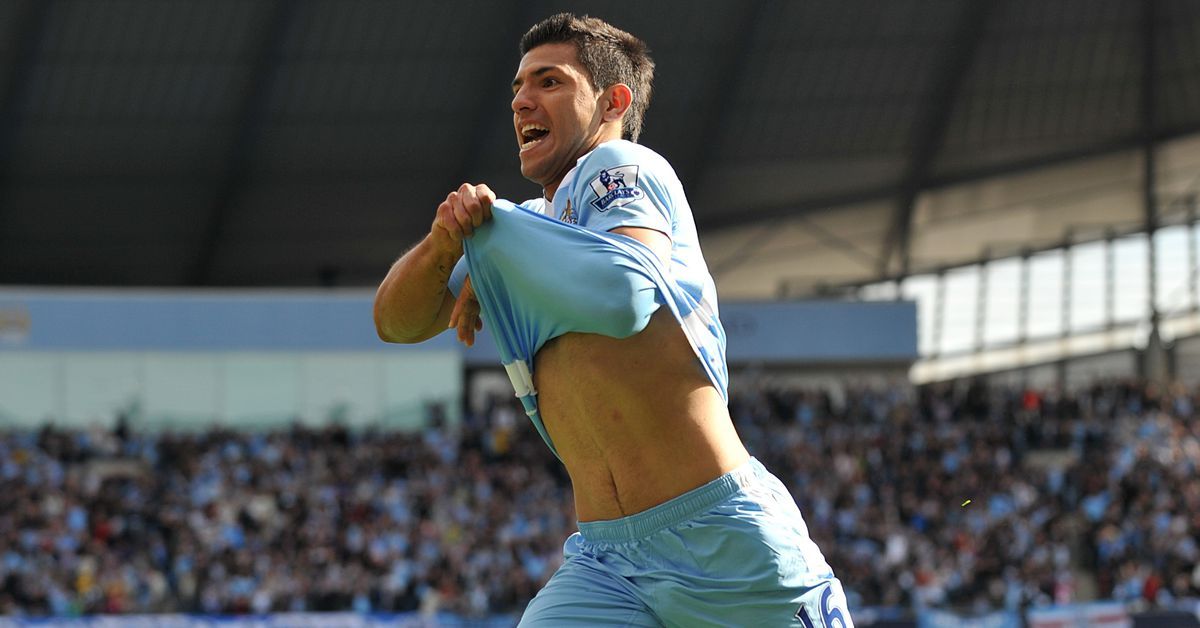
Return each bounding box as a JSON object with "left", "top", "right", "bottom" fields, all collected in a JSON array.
[{"left": 533, "top": 308, "right": 749, "bottom": 522}]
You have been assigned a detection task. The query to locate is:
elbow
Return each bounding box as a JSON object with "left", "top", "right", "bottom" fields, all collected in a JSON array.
[
  {"left": 373, "top": 298, "right": 414, "bottom": 344},
  {"left": 375, "top": 319, "right": 417, "bottom": 345},
  {"left": 375, "top": 320, "right": 401, "bottom": 344},
  {"left": 373, "top": 311, "right": 398, "bottom": 343}
]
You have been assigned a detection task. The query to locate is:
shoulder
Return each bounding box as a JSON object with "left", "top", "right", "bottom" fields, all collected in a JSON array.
[
  {"left": 569, "top": 141, "right": 685, "bottom": 226},
  {"left": 579, "top": 140, "right": 676, "bottom": 176},
  {"left": 572, "top": 140, "right": 681, "bottom": 210}
]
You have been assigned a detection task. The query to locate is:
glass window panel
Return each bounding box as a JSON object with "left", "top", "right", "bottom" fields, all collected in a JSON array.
[
  {"left": 1027, "top": 251, "right": 1064, "bottom": 338},
  {"left": 940, "top": 266, "right": 979, "bottom": 354},
  {"left": 1155, "top": 226, "right": 1191, "bottom": 315},
  {"left": 1194, "top": 223, "right": 1200, "bottom": 306},
  {"left": 984, "top": 258, "right": 1021, "bottom": 346},
  {"left": 859, "top": 281, "right": 899, "bottom": 301},
  {"left": 1070, "top": 242, "right": 1107, "bottom": 332},
  {"left": 1113, "top": 235, "right": 1150, "bottom": 323},
  {"left": 902, "top": 275, "right": 939, "bottom": 356}
]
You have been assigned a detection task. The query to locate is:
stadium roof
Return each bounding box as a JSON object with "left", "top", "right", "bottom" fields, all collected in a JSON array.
[{"left": 1, "top": 0, "right": 1199, "bottom": 297}]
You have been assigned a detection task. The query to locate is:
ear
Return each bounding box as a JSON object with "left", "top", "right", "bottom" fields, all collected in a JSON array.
[{"left": 601, "top": 83, "right": 633, "bottom": 125}]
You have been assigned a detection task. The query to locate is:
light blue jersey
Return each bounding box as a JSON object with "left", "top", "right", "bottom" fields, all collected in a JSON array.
[
  {"left": 448, "top": 141, "right": 851, "bottom": 626},
  {"left": 544, "top": 139, "right": 721, "bottom": 341},
  {"left": 451, "top": 141, "right": 728, "bottom": 458}
]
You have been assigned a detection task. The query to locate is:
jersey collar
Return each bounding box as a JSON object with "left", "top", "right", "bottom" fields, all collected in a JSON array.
[{"left": 547, "top": 141, "right": 613, "bottom": 217}]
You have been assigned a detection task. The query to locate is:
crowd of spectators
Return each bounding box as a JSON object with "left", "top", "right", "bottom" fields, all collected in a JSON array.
[
  {"left": 733, "top": 378, "right": 1200, "bottom": 614},
  {"left": 1, "top": 377, "right": 1197, "bottom": 618},
  {"left": 0, "top": 404, "right": 564, "bottom": 619}
]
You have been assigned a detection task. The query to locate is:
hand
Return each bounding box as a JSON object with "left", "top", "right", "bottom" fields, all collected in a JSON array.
[
  {"left": 448, "top": 276, "right": 483, "bottom": 346},
  {"left": 431, "top": 183, "right": 495, "bottom": 255}
]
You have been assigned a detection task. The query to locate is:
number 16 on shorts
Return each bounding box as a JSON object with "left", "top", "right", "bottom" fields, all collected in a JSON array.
[{"left": 795, "top": 581, "right": 853, "bottom": 628}]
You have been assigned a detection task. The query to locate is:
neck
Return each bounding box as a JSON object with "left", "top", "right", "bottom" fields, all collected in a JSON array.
[
  {"left": 542, "top": 132, "right": 625, "bottom": 203},
  {"left": 540, "top": 153, "right": 576, "bottom": 204},
  {"left": 543, "top": 181, "right": 562, "bottom": 204}
]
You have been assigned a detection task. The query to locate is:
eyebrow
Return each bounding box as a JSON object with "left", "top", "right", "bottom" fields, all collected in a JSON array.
[{"left": 511, "top": 66, "right": 559, "bottom": 90}]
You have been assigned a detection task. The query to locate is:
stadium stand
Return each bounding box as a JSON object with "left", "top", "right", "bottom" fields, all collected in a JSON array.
[
  {"left": 3, "top": 1, "right": 1200, "bottom": 626},
  {"left": 2, "top": 378, "right": 1197, "bottom": 622}
]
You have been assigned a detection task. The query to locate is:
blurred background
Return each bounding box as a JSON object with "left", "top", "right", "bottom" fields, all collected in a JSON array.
[{"left": 1, "top": 0, "right": 1200, "bottom": 626}]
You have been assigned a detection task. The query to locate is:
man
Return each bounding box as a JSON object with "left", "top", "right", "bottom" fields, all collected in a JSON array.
[{"left": 374, "top": 13, "right": 852, "bottom": 627}]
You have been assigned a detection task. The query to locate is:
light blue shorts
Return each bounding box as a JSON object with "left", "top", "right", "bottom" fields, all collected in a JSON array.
[{"left": 518, "top": 458, "right": 854, "bottom": 627}]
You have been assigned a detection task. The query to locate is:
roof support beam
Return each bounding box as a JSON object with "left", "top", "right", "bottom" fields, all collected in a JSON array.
[
  {"left": 1141, "top": 0, "right": 1160, "bottom": 303},
  {"left": 879, "top": 0, "right": 992, "bottom": 278},
  {"left": 1141, "top": 0, "right": 1170, "bottom": 381},
  {"left": 0, "top": 0, "right": 54, "bottom": 258},
  {"left": 699, "top": 122, "right": 1200, "bottom": 232},
  {"left": 190, "top": 0, "right": 299, "bottom": 285}
]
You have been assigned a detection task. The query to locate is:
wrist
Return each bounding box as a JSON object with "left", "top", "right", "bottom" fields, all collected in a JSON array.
[{"left": 427, "top": 228, "right": 463, "bottom": 259}]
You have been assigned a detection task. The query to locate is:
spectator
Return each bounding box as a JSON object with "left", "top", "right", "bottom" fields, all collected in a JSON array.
[{"left": 0, "top": 377, "right": 1197, "bottom": 617}]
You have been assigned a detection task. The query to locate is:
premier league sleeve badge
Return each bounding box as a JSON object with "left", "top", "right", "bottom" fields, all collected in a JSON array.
[{"left": 589, "top": 165, "right": 643, "bottom": 211}]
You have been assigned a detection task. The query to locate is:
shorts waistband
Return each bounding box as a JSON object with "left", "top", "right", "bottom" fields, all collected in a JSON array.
[{"left": 577, "top": 457, "right": 764, "bottom": 543}]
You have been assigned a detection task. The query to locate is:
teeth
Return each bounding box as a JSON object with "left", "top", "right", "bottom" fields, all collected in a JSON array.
[{"left": 519, "top": 123, "right": 549, "bottom": 150}]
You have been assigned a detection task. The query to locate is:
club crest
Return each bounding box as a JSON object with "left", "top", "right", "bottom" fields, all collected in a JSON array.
[
  {"left": 589, "top": 165, "right": 643, "bottom": 211},
  {"left": 558, "top": 199, "right": 578, "bottom": 224}
]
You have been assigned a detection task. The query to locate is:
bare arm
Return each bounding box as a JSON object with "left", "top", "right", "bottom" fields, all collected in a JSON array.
[
  {"left": 610, "top": 226, "right": 671, "bottom": 265},
  {"left": 373, "top": 236, "right": 459, "bottom": 343},
  {"left": 373, "top": 184, "right": 494, "bottom": 344}
]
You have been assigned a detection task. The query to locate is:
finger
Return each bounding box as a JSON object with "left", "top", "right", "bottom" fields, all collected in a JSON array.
[
  {"left": 475, "top": 184, "right": 494, "bottom": 213},
  {"left": 474, "top": 317, "right": 483, "bottom": 331},
  {"left": 447, "top": 191, "right": 473, "bottom": 234},
  {"left": 459, "top": 185, "right": 484, "bottom": 228},
  {"left": 449, "top": 289, "right": 467, "bottom": 328},
  {"left": 459, "top": 315, "right": 476, "bottom": 346},
  {"left": 477, "top": 185, "right": 496, "bottom": 221},
  {"left": 435, "top": 201, "right": 462, "bottom": 242},
  {"left": 452, "top": 201, "right": 474, "bottom": 236},
  {"left": 456, "top": 305, "right": 474, "bottom": 344},
  {"left": 449, "top": 274, "right": 477, "bottom": 330},
  {"left": 458, "top": 303, "right": 479, "bottom": 346}
]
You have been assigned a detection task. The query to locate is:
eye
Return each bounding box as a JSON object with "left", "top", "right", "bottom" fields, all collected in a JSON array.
[{"left": 542, "top": 77, "right": 559, "bottom": 88}]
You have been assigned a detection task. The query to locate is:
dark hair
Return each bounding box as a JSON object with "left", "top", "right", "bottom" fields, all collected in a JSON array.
[{"left": 519, "top": 13, "right": 655, "bottom": 143}]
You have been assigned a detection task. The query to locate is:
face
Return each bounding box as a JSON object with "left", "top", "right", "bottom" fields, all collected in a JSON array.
[{"left": 511, "top": 42, "right": 610, "bottom": 192}]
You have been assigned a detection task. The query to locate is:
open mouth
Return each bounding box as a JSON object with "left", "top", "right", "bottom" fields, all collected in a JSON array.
[{"left": 520, "top": 123, "right": 550, "bottom": 151}]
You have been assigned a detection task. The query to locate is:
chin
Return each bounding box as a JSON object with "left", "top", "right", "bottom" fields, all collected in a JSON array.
[
  {"left": 519, "top": 160, "right": 548, "bottom": 186},
  {"left": 520, "top": 165, "right": 542, "bottom": 186}
]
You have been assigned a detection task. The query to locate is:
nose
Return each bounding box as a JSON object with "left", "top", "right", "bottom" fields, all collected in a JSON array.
[{"left": 511, "top": 84, "right": 534, "bottom": 113}]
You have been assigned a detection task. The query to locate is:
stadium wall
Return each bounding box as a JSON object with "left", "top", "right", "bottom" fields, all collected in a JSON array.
[
  {"left": 462, "top": 299, "right": 919, "bottom": 366},
  {"left": 0, "top": 289, "right": 461, "bottom": 429},
  {"left": 0, "top": 289, "right": 918, "bottom": 427}
]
